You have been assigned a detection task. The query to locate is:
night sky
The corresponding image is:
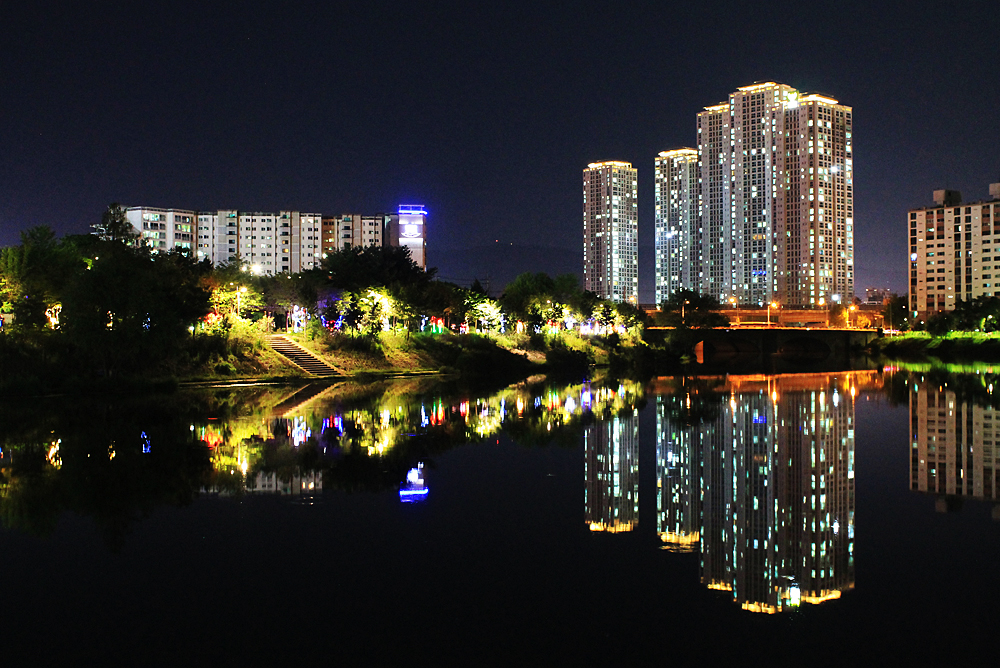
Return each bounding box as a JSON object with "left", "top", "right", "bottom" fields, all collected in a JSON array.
[{"left": 3, "top": 1, "right": 998, "bottom": 300}]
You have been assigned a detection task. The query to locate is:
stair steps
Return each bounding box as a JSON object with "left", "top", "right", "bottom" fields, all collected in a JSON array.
[{"left": 267, "top": 335, "right": 339, "bottom": 377}]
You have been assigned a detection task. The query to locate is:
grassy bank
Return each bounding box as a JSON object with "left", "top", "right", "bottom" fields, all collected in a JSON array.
[{"left": 869, "top": 331, "right": 1000, "bottom": 363}]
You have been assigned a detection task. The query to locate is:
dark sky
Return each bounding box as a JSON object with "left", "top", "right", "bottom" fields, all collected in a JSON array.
[{"left": 2, "top": 0, "right": 998, "bottom": 300}]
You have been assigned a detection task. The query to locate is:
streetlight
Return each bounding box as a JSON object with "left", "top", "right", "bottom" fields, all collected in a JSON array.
[
  {"left": 768, "top": 301, "right": 779, "bottom": 327},
  {"left": 236, "top": 286, "right": 247, "bottom": 317},
  {"left": 681, "top": 299, "right": 690, "bottom": 324},
  {"left": 729, "top": 296, "right": 738, "bottom": 326},
  {"left": 848, "top": 304, "right": 857, "bottom": 328}
]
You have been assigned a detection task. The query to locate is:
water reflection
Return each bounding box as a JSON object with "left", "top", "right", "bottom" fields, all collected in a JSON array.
[
  {"left": 653, "top": 372, "right": 880, "bottom": 613},
  {"left": 584, "top": 411, "right": 639, "bottom": 532},
  {"left": 906, "top": 370, "right": 1000, "bottom": 516}
]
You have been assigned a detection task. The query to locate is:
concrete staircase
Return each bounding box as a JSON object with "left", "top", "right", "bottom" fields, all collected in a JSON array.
[{"left": 268, "top": 335, "right": 339, "bottom": 377}]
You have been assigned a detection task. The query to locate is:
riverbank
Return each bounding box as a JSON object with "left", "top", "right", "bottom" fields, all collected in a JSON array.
[
  {"left": 868, "top": 331, "right": 1000, "bottom": 363},
  {"left": 0, "top": 326, "right": 646, "bottom": 397}
]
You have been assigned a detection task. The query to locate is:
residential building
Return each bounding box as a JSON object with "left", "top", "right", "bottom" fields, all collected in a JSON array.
[
  {"left": 125, "top": 207, "right": 196, "bottom": 253},
  {"left": 654, "top": 149, "right": 699, "bottom": 305},
  {"left": 583, "top": 161, "right": 638, "bottom": 303},
  {"left": 661, "top": 82, "right": 854, "bottom": 307},
  {"left": 127, "top": 203, "right": 425, "bottom": 274},
  {"left": 908, "top": 184, "right": 1000, "bottom": 319},
  {"left": 320, "top": 205, "right": 427, "bottom": 270}
]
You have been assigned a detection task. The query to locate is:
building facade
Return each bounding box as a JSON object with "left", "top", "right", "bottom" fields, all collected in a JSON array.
[
  {"left": 320, "top": 205, "right": 427, "bottom": 270},
  {"left": 583, "top": 161, "right": 638, "bottom": 303},
  {"left": 908, "top": 184, "right": 1000, "bottom": 319},
  {"left": 128, "top": 204, "right": 425, "bottom": 275},
  {"left": 654, "top": 149, "right": 699, "bottom": 305},
  {"left": 658, "top": 82, "right": 854, "bottom": 308}
]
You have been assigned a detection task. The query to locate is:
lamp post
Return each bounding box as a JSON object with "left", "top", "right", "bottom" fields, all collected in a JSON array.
[
  {"left": 730, "top": 296, "right": 738, "bottom": 326},
  {"left": 681, "top": 299, "right": 690, "bottom": 325},
  {"left": 237, "top": 286, "right": 247, "bottom": 318},
  {"left": 768, "top": 301, "right": 779, "bottom": 327},
  {"left": 848, "top": 304, "right": 857, "bottom": 328}
]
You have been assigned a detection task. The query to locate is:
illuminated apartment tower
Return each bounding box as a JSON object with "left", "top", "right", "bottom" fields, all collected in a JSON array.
[
  {"left": 696, "top": 83, "right": 853, "bottom": 307},
  {"left": 584, "top": 411, "right": 639, "bottom": 532},
  {"left": 909, "top": 378, "right": 1000, "bottom": 508},
  {"left": 583, "top": 161, "right": 638, "bottom": 303},
  {"left": 654, "top": 149, "right": 699, "bottom": 305}
]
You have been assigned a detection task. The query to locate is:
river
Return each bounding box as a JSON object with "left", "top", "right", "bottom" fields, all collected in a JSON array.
[{"left": 1, "top": 367, "right": 997, "bottom": 663}]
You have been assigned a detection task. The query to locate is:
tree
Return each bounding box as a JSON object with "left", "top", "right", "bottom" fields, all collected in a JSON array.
[
  {"left": 92, "top": 203, "right": 140, "bottom": 245},
  {"left": 658, "top": 290, "right": 729, "bottom": 329},
  {"left": 60, "top": 244, "right": 211, "bottom": 375},
  {"left": 321, "top": 245, "right": 434, "bottom": 292},
  {"left": 883, "top": 294, "right": 909, "bottom": 331}
]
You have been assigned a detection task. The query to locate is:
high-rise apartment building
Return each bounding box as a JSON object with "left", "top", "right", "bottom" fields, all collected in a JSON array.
[
  {"left": 657, "top": 83, "right": 853, "bottom": 307},
  {"left": 908, "top": 184, "right": 1000, "bottom": 319},
  {"left": 654, "top": 149, "right": 699, "bottom": 305},
  {"left": 583, "top": 161, "right": 638, "bottom": 303}
]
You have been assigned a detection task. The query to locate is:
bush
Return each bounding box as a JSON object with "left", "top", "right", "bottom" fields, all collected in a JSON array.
[{"left": 215, "top": 361, "right": 236, "bottom": 376}]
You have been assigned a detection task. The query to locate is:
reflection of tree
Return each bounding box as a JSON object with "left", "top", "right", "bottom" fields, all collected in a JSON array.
[
  {"left": 1, "top": 373, "right": 650, "bottom": 546},
  {"left": 655, "top": 377, "right": 727, "bottom": 427}
]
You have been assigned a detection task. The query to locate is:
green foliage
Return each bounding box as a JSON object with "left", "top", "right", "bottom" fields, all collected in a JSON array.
[
  {"left": 321, "top": 245, "right": 435, "bottom": 291},
  {"left": 658, "top": 289, "right": 730, "bottom": 329},
  {"left": 883, "top": 294, "right": 909, "bottom": 330},
  {"left": 92, "top": 203, "right": 140, "bottom": 245},
  {"left": 60, "top": 244, "right": 211, "bottom": 376}
]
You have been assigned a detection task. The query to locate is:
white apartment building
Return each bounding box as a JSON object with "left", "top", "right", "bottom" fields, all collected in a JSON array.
[
  {"left": 680, "top": 82, "right": 853, "bottom": 307},
  {"left": 320, "top": 205, "right": 427, "bottom": 269},
  {"left": 583, "top": 161, "right": 638, "bottom": 303},
  {"left": 654, "top": 149, "right": 698, "bottom": 305},
  {"left": 126, "top": 207, "right": 323, "bottom": 275},
  {"left": 909, "top": 184, "right": 1000, "bottom": 319},
  {"left": 125, "top": 207, "right": 196, "bottom": 253}
]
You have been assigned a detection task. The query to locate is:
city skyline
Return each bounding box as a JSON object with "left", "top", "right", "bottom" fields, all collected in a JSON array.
[
  {"left": 652, "top": 83, "right": 853, "bottom": 308},
  {"left": 2, "top": 1, "right": 998, "bottom": 300}
]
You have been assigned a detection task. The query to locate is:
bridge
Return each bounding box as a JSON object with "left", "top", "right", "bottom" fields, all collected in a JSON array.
[{"left": 645, "top": 327, "right": 881, "bottom": 372}]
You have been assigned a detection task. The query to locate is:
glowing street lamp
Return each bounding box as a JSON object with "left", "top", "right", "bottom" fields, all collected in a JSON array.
[
  {"left": 848, "top": 304, "right": 857, "bottom": 328},
  {"left": 768, "top": 301, "right": 779, "bottom": 327},
  {"left": 236, "top": 286, "right": 247, "bottom": 317}
]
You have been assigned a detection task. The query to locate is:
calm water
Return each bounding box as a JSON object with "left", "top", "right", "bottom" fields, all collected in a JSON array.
[{"left": 2, "top": 368, "right": 998, "bottom": 664}]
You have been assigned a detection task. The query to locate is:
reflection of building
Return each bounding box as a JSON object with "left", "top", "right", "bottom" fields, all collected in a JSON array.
[
  {"left": 655, "top": 395, "right": 701, "bottom": 552},
  {"left": 583, "top": 161, "right": 638, "bottom": 304},
  {"left": 909, "top": 377, "right": 1000, "bottom": 510},
  {"left": 655, "top": 373, "right": 859, "bottom": 612},
  {"left": 584, "top": 411, "right": 639, "bottom": 532},
  {"left": 246, "top": 471, "right": 323, "bottom": 495},
  {"left": 908, "top": 184, "right": 1000, "bottom": 318}
]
